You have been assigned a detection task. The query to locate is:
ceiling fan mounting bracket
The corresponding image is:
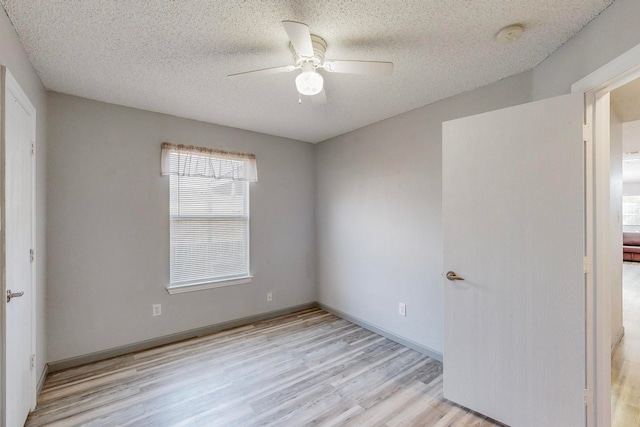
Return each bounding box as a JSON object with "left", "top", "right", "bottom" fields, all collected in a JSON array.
[{"left": 290, "top": 34, "right": 327, "bottom": 68}]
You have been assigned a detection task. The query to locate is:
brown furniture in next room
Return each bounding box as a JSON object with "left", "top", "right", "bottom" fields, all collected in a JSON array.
[{"left": 623, "top": 232, "right": 640, "bottom": 261}]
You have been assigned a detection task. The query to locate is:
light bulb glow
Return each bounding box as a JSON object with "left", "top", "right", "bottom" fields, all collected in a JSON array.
[{"left": 295, "top": 67, "right": 323, "bottom": 96}]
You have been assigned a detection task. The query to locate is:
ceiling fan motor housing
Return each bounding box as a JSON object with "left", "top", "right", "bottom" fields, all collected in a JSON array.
[{"left": 290, "top": 34, "right": 327, "bottom": 67}]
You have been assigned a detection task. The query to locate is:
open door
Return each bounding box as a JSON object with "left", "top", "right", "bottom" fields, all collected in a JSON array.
[{"left": 443, "top": 93, "right": 586, "bottom": 426}]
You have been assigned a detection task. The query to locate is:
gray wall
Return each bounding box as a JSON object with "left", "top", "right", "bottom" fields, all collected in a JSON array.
[
  {"left": 44, "top": 0, "right": 640, "bottom": 363},
  {"left": 47, "top": 93, "right": 316, "bottom": 362},
  {"left": 316, "top": 0, "right": 640, "bottom": 356},
  {"left": 0, "top": 9, "right": 47, "bottom": 381},
  {"left": 315, "top": 73, "right": 533, "bottom": 353}
]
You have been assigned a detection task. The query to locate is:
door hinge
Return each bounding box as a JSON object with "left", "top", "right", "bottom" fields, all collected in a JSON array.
[
  {"left": 30, "top": 248, "right": 35, "bottom": 263},
  {"left": 30, "top": 355, "right": 35, "bottom": 370},
  {"left": 583, "top": 124, "right": 592, "bottom": 143},
  {"left": 584, "top": 388, "right": 592, "bottom": 406},
  {"left": 31, "top": 141, "right": 35, "bottom": 155},
  {"left": 583, "top": 256, "right": 591, "bottom": 274}
]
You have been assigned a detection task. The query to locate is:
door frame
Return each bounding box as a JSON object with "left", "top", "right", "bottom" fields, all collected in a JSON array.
[
  {"left": 0, "top": 66, "right": 38, "bottom": 425},
  {"left": 572, "top": 43, "right": 640, "bottom": 427}
]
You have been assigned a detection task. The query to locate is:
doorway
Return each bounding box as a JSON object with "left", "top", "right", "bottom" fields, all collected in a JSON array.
[
  {"left": 609, "top": 79, "right": 640, "bottom": 425},
  {"left": 573, "top": 42, "right": 640, "bottom": 427}
]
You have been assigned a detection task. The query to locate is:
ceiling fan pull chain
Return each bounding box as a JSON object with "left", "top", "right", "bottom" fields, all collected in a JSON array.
[{"left": 298, "top": 93, "right": 302, "bottom": 104}]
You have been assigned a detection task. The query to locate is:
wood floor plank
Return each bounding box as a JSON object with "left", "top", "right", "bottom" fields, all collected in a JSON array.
[
  {"left": 612, "top": 262, "right": 640, "bottom": 426},
  {"left": 27, "top": 308, "right": 503, "bottom": 426}
]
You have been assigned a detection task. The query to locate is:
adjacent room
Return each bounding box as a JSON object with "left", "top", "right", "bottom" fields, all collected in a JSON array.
[
  {"left": 2, "top": 1, "right": 640, "bottom": 426},
  {"left": 611, "top": 78, "right": 640, "bottom": 425}
]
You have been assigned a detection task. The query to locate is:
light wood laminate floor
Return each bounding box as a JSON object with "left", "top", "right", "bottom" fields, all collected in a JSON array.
[
  {"left": 612, "top": 262, "right": 640, "bottom": 426},
  {"left": 27, "top": 308, "right": 501, "bottom": 426}
]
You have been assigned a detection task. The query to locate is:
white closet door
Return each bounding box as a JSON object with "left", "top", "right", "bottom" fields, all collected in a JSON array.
[{"left": 4, "top": 69, "right": 36, "bottom": 427}]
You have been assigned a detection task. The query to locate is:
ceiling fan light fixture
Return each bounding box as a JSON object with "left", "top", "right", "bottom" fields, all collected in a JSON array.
[{"left": 295, "top": 63, "right": 323, "bottom": 96}]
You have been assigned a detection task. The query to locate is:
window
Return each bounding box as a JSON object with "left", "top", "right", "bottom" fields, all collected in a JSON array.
[
  {"left": 623, "top": 195, "right": 640, "bottom": 232},
  {"left": 161, "top": 143, "right": 257, "bottom": 293}
]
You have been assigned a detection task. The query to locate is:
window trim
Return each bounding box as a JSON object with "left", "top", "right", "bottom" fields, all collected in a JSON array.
[
  {"left": 166, "top": 275, "right": 253, "bottom": 295},
  {"left": 161, "top": 143, "right": 258, "bottom": 295}
]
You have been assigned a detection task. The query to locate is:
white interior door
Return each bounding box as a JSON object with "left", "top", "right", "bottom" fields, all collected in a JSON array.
[
  {"left": 442, "top": 93, "right": 586, "bottom": 427},
  {"left": 4, "top": 69, "right": 36, "bottom": 427}
]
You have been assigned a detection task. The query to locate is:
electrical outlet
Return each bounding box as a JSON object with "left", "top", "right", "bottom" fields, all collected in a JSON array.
[
  {"left": 153, "top": 304, "right": 161, "bottom": 317},
  {"left": 267, "top": 292, "right": 273, "bottom": 302},
  {"left": 399, "top": 303, "right": 406, "bottom": 317}
]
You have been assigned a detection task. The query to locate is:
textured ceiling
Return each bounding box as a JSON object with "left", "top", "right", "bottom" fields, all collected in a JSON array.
[{"left": 1, "top": 0, "right": 613, "bottom": 143}]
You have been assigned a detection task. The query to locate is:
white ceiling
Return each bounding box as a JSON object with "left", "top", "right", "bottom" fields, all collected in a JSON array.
[{"left": 1, "top": 0, "right": 613, "bottom": 143}]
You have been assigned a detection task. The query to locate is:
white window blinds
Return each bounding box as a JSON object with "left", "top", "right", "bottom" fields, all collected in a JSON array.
[{"left": 162, "top": 143, "right": 257, "bottom": 288}]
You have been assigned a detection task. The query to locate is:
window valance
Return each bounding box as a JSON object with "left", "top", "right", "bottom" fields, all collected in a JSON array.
[{"left": 161, "top": 142, "right": 258, "bottom": 182}]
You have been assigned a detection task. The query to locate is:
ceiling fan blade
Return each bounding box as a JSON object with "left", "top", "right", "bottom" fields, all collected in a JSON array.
[
  {"left": 323, "top": 60, "right": 394, "bottom": 76},
  {"left": 228, "top": 65, "right": 296, "bottom": 79},
  {"left": 282, "top": 21, "right": 314, "bottom": 57},
  {"left": 311, "top": 89, "right": 327, "bottom": 105}
]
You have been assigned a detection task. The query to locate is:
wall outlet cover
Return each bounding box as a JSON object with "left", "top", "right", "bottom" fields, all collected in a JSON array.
[{"left": 399, "top": 303, "right": 406, "bottom": 316}]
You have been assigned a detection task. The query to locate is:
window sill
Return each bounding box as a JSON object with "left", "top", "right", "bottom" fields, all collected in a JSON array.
[{"left": 166, "top": 276, "right": 253, "bottom": 295}]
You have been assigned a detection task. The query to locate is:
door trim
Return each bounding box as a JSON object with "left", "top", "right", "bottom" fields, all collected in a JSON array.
[
  {"left": 1, "top": 66, "right": 38, "bottom": 425},
  {"left": 572, "top": 44, "right": 640, "bottom": 427}
]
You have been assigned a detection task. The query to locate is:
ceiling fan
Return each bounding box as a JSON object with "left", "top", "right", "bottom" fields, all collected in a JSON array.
[{"left": 228, "top": 21, "right": 394, "bottom": 103}]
